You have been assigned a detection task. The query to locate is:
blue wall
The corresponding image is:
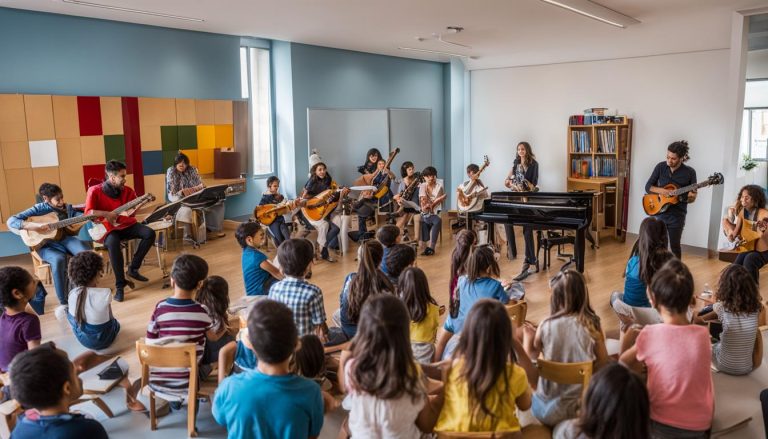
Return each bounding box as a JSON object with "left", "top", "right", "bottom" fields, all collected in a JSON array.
[
  {"left": 287, "top": 44, "right": 445, "bottom": 194},
  {"left": 0, "top": 8, "right": 241, "bottom": 99}
]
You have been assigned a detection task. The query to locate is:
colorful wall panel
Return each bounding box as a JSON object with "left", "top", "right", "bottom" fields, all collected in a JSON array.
[{"left": 0, "top": 94, "right": 236, "bottom": 230}]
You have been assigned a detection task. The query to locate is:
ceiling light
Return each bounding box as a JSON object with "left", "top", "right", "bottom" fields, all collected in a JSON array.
[
  {"left": 398, "top": 47, "right": 477, "bottom": 60},
  {"left": 539, "top": 0, "right": 640, "bottom": 29},
  {"left": 62, "top": 0, "right": 204, "bottom": 22}
]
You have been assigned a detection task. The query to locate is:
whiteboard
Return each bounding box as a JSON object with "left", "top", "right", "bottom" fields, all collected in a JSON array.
[
  {"left": 307, "top": 109, "right": 389, "bottom": 187},
  {"left": 389, "top": 109, "right": 432, "bottom": 177}
]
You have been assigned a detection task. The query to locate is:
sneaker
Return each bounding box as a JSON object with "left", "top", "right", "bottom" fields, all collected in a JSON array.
[
  {"left": 54, "top": 305, "right": 68, "bottom": 322},
  {"left": 321, "top": 247, "right": 336, "bottom": 263}
]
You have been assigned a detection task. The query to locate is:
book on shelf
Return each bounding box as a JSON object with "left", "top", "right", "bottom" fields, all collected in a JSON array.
[
  {"left": 571, "top": 130, "right": 591, "bottom": 153},
  {"left": 596, "top": 129, "right": 616, "bottom": 153},
  {"left": 571, "top": 157, "right": 593, "bottom": 178}
]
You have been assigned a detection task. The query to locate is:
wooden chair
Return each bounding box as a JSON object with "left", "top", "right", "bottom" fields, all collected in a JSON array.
[
  {"left": 505, "top": 301, "right": 528, "bottom": 328},
  {"left": 135, "top": 339, "right": 217, "bottom": 437},
  {"left": 29, "top": 251, "right": 52, "bottom": 286},
  {"left": 436, "top": 424, "right": 552, "bottom": 438},
  {"left": 535, "top": 358, "right": 593, "bottom": 400}
]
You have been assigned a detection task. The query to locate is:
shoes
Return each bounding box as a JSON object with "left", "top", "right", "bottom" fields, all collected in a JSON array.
[
  {"left": 421, "top": 247, "right": 435, "bottom": 256},
  {"left": 207, "top": 231, "right": 226, "bottom": 239},
  {"left": 360, "top": 231, "right": 375, "bottom": 241},
  {"left": 114, "top": 287, "right": 125, "bottom": 302},
  {"left": 127, "top": 269, "right": 149, "bottom": 282},
  {"left": 348, "top": 231, "right": 359, "bottom": 243},
  {"left": 321, "top": 247, "right": 336, "bottom": 263},
  {"left": 54, "top": 304, "right": 68, "bottom": 322},
  {"left": 513, "top": 262, "right": 539, "bottom": 281}
]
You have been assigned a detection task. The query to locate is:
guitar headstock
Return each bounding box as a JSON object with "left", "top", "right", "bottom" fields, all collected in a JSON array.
[
  {"left": 144, "top": 193, "right": 156, "bottom": 202},
  {"left": 483, "top": 155, "right": 490, "bottom": 166},
  {"left": 390, "top": 147, "right": 401, "bottom": 156},
  {"left": 708, "top": 173, "right": 724, "bottom": 186}
]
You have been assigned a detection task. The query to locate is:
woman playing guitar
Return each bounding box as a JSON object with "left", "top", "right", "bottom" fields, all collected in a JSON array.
[
  {"left": 418, "top": 166, "right": 446, "bottom": 256},
  {"left": 391, "top": 161, "right": 421, "bottom": 241},
  {"left": 723, "top": 185, "right": 768, "bottom": 284},
  {"left": 300, "top": 154, "right": 348, "bottom": 262},
  {"left": 504, "top": 142, "right": 539, "bottom": 280},
  {"left": 357, "top": 148, "right": 383, "bottom": 176}
]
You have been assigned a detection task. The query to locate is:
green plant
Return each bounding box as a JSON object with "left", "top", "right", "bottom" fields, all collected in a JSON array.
[{"left": 742, "top": 154, "right": 758, "bottom": 172}]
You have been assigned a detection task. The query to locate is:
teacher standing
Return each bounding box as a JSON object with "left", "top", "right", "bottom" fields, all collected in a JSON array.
[{"left": 504, "top": 142, "right": 539, "bottom": 280}]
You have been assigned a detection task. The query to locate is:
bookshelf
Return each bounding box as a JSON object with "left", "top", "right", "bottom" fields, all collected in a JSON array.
[{"left": 566, "top": 119, "right": 633, "bottom": 241}]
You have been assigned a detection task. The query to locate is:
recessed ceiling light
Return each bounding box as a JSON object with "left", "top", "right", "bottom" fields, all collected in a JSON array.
[
  {"left": 398, "top": 47, "right": 477, "bottom": 60},
  {"left": 62, "top": 0, "right": 205, "bottom": 22},
  {"left": 539, "top": 0, "right": 640, "bottom": 29}
]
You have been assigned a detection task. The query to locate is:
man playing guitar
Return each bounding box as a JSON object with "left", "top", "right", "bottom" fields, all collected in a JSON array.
[
  {"left": 85, "top": 160, "right": 155, "bottom": 301},
  {"left": 7, "top": 183, "right": 91, "bottom": 318},
  {"left": 723, "top": 184, "right": 768, "bottom": 284}
]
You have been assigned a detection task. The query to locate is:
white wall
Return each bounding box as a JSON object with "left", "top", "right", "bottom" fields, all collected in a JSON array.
[
  {"left": 747, "top": 49, "right": 768, "bottom": 79},
  {"left": 471, "top": 49, "right": 732, "bottom": 249}
]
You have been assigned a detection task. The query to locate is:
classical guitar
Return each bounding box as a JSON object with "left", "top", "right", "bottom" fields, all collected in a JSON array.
[
  {"left": 373, "top": 148, "right": 400, "bottom": 199},
  {"left": 87, "top": 193, "right": 156, "bottom": 242},
  {"left": 457, "top": 155, "right": 490, "bottom": 213},
  {"left": 19, "top": 213, "right": 98, "bottom": 250},
  {"left": 722, "top": 217, "right": 768, "bottom": 253},
  {"left": 642, "top": 172, "right": 724, "bottom": 216},
  {"left": 393, "top": 172, "right": 423, "bottom": 214},
  {"left": 301, "top": 185, "right": 348, "bottom": 222},
  {"left": 254, "top": 199, "right": 297, "bottom": 226}
]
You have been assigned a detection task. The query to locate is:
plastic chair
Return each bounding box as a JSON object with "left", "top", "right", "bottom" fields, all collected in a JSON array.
[{"left": 535, "top": 358, "right": 593, "bottom": 400}]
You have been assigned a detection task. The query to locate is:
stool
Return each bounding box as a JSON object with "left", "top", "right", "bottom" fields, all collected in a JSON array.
[
  {"left": 29, "top": 251, "right": 52, "bottom": 286},
  {"left": 537, "top": 230, "right": 575, "bottom": 270},
  {"left": 147, "top": 220, "right": 173, "bottom": 278}
]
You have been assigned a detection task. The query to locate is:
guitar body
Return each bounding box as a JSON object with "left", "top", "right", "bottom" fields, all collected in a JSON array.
[
  {"left": 88, "top": 193, "right": 155, "bottom": 242},
  {"left": 18, "top": 213, "right": 63, "bottom": 249},
  {"left": 254, "top": 204, "right": 291, "bottom": 226},
  {"left": 374, "top": 184, "right": 390, "bottom": 200},
  {"left": 457, "top": 187, "right": 487, "bottom": 213},
  {"left": 302, "top": 190, "right": 339, "bottom": 222},
  {"left": 642, "top": 184, "right": 679, "bottom": 216}
]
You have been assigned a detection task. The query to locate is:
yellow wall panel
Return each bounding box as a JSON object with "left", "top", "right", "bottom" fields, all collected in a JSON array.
[
  {"left": 5, "top": 168, "right": 35, "bottom": 214},
  {"left": 176, "top": 99, "right": 196, "bottom": 125},
  {"left": 213, "top": 100, "right": 233, "bottom": 125},
  {"left": 214, "top": 124, "right": 234, "bottom": 148},
  {"left": 100, "top": 97, "right": 123, "bottom": 135},
  {"left": 0, "top": 95, "right": 28, "bottom": 142},
  {"left": 197, "top": 149, "right": 214, "bottom": 174},
  {"left": 57, "top": 138, "right": 85, "bottom": 204},
  {"left": 197, "top": 125, "right": 215, "bottom": 149},
  {"left": 24, "top": 95, "right": 55, "bottom": 141},
  {"left": 52, "top": 96, "right": 80, "bottom": 139},
  {"left": 195, "top": 100, "right": 215, "bottom": 125},
  {"left": 32, "top": 166, "right": 61, "bottom": 190},
  {"left": 81, "top": 136, "right": 106, "bottom": 165},
  {"left": 180, "top": 149, "right": 198, "bottom": 167},
  {"left": 144, "top": 174, "right": 166, "bottom": 201},
  {"left": 140, "top": 125, "right": 162, "bottom": 151},
  {"left": 1, "top": 141, "right": 31, "bottom": 169},
  {"left": 138, "top": 97, "right": 176, "bottom": 126}
]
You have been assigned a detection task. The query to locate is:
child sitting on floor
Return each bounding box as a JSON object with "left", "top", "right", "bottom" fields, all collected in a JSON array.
[
  {"left": 449, "top": 230, "right": 477, "bottom": 313},
  {"left": 0, "top": 267, "right": 41, "bottom": 375},
  {"left": 399, "top": 267, "right": 442, "bottom": 364},
  {"left": 237, "top": 222, "right": 283, "bottom": 296},
  {"left": 620, "top": 259, "right": 713, "bottom": 439},
  {"left": 377, "top": 224, "right": 401, "bottom": 275},
  {"left": 384, "top": 243, "right": 417, "bottom": 285},
  {"left": 213, "top": 299, "right": 324, "bottom": 438},
  {"left": 196, "top": 275, "right": 236, "bottom": 376}
]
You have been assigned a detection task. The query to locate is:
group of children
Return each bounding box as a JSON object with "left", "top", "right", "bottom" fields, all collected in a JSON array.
[{"left": 2, "top": 204, "right": 767, "bottom": 438}]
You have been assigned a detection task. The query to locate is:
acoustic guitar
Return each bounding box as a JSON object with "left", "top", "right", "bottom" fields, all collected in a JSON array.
[
  {"left": 87, "top": 193, "right": 156, "bottom": 242},
  {"left": 722, "top": 217, "right": 768, "bottom": 253},
  {"left": 457, "top": 155, "right": 490, "bottom": 213},
  {"left": 301, "top": 186, "right": 348, "bottom": 222},
  {"left": 373, "top": 148, "right": 400, "bottom": 199},
  {"left": 642, "top": 173, "right": 724, "bottom": 216},
  {"left": 19, "top": 212, "right": 98, "bottom": 250},
  {"left": 254, "top": 200, "right": 296, "bottom": 226}
]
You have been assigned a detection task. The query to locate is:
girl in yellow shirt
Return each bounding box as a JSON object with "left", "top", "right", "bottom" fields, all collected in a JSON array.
[{"left": 398, "top": 267, "right": 444, "bottom": 363}]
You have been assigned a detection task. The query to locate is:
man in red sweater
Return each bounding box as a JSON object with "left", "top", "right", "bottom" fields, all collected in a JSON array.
[{"left": 85, "top": 161, "right": 155, "bottom": 302}]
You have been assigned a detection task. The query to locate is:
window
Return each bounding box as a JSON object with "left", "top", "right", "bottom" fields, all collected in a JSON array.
[
  {"left": 240, "top": 46, "right": 273, "bottom": 175},
  {"left": 743, "top": 108, "right": 768, "bottom": 161}
]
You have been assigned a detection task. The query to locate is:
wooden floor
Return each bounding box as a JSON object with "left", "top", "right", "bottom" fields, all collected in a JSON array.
[{"left": 1, "top": 220, "right": 737, "bottom": 378}]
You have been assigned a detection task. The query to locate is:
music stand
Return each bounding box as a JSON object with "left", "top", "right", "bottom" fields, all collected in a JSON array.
[
  {"left": 142, "top": 200, "right": 183, "bottom": 224},
  {"left": 181, "top": 184, "right": 229, "bottom": 209}
]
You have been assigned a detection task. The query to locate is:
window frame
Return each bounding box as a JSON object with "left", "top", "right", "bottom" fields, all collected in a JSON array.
[{"left": 240, "top": 44, "right": 276, "bottom": 177}]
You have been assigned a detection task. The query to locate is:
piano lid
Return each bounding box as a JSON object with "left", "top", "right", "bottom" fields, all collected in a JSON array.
[{"left": 471, "top": 191, "right": 593, "bottom": 229}]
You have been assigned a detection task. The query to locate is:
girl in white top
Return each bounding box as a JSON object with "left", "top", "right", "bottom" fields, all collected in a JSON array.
[
  {"left": 695, "top": 264, "right": 765, "bottom": 375},
  {"left": 418, "top": 166, "right": 445, "bottom": 256},
  {"left": 67, "top": 251, "right": 120, "bottom": 352},
  {"left": 339, "top": 295, "right": 433, "bottom": 438},
  {"left": 522, "top": 269, "right": 609, "bottom": 427}
]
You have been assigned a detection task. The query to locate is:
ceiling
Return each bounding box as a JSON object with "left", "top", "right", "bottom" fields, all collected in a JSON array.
[{"left": 3, "top": 0, "right": 768, "bottom": 69}]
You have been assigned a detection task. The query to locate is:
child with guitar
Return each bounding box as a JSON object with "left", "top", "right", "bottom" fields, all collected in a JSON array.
[
  {"left": 418, "top": 166, "right": 446, "bottom": 256},
  {"left": 7, "top": 183, "right": 91, "bottom": 318},
  {"left": 300, "top": 155, "right": 348, "bottom": 262},
  {"left": 722, "top": 184, "right": 768, "bottom": 284},
  {"left": 258, "top": 176, "right": 294, "bottom": 247}
]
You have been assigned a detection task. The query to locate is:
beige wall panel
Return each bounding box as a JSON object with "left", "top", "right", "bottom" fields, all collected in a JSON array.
[
  {"left": 0, "top": 153, "right": 10, "bottom": 222},
  {"left": 140, "top": 125, "right": 162, "bottom": 151},
  {"left": 176, "top": 99, "right": 196, "bottom": 125},
  {"left": 213, "top": 100, "right": 233, "bottom": 125},
  {"left": 24, "top": 95, "right": 55, "bottom": 141},
  {"left": 143, "top": 174, "right": 166, "bottom": 202},
  {"left": 52, "top": 96, "right": 80, "bottom": 139},
  {"left": 195, "top": 100, "right": 215, "bottom": 125},
  {"left": 57, "top": 138, "right": 86, "bottom": 204},
  {"left": 100, "top": 97, "right": 124, "bottom": 135},
  {"left": 32, "top": 166, "right": 61, "bottom": 190},
  {"left": 5, "top": 168, "right": 35, "bottom": 214},
  {"left": 1, "top": 141, "right": 31, "bottom": 169},
  {"left": 80, "top": 136, "right": 106, "bottom": 165},
  {"left": 138, "top": 97, "right": 176, "bottom": 126},
  {"left": 0, "top": 94, "right": 28, "bottom": 142}
]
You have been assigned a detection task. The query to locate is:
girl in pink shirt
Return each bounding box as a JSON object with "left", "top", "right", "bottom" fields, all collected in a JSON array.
[{"left": 621, "top": 259, "right": 713, "bottom": 438}]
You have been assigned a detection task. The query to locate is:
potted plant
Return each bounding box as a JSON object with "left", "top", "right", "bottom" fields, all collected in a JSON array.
[{"left": 741, "top": 154, "right": 758, "bottom": 183}]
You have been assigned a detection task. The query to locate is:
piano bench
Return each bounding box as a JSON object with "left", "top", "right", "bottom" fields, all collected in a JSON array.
[{"left": 538, "top": 232, "right": 575, "bottom": 270}]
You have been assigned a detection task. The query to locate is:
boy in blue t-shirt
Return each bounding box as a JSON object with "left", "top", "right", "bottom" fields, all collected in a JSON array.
[
  {"left": 213, "top": 299, "right": 324, "bottom": 439},
  {"left": 236, "top": 222, "right": 283, "bottom": 296},
  {"left": 10, "top": 345, "right": 108, "bottom": 439}
]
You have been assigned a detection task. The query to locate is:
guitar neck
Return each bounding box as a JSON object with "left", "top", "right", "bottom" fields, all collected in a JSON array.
[
  {"left": 670, "top": 181, "right": 710, "bottom": 196},
  {"left": 113, "top": 196, "right": 148, "bottom": 215},
  {"left": 51, "top": 214, "right": 97, "bottom": 230}
]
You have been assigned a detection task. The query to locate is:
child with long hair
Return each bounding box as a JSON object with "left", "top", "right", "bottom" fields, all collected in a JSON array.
[
  {"left": 0, "top": 267, "right": 41, "bottom": 373},
  {"left": 621, "top": 259, "right": 713, "bottom": 438},
  {"left": 695, "top": 264, "right": 765, "bottom": 375},
  {"left": 524, "top": 269, "right": 609, "bottom": 427},
  {"left": 435, "top": 245, "right": 509, "bottom": 361},
  {"left": 340, "top": 295, "right": 432, "bottom": 437},
  {"left": 337, "top": 240, "right": 394, "bottom": 339},
  {"left": 434, "top": 299, "right": 533, "bottom": 434},
  {"left": 399, "top": 267, "right": 442, "bottom": 364},
  {"left": 554, "top": 363, "right": 650, "bottom": 439},
  {"left": 196, "top": 276, "right": 235, "bottom": 371},
  {"left": 449, "top": 229, "right": 477, "bottom": 316},
  {"left": 611, "top": 217, "right": 671, "bottom": 330},
  {"left": 66, "top": 251, "right": 120, "bottom": 351}
]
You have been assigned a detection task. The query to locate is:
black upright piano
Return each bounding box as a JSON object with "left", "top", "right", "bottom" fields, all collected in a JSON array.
[{"left": 469, "top": 191, "right": 594, "bottom": 272}]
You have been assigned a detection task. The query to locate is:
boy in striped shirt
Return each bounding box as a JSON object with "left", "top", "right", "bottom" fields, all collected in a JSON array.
[{"left": 146, "top": 254, "right": 219, "bottom": 400}]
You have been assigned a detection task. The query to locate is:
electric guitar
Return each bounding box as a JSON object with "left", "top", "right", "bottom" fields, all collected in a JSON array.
[
  {"left": 457, "top": 156, "right": 490, "bottom": 213},
  {"left": 372, "top": 148, "right": 400, "bottom": 199},
  {"left": 19, "top": 213, "right": 98, "bottom": 250},
  {"left": 254, "top": 199, "right": 297, "bottom": 226},
  {"left": 642, "top": 172, "right": 724, "bottom": 216},
  {"left": 87, "top": 193, "right": 156, "bottom": 242}
]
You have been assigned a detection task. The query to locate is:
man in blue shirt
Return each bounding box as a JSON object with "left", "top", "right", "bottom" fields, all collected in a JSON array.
[
  {"left": 645, "top": 140, "right": 698, "bottom": 259},
  {"left": 7, "top": 183, "right": 90, "bottom": 319}
]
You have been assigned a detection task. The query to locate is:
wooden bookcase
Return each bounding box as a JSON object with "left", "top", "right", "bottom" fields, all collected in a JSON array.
[{"left": 566, "top": 119, "right": 633, "bottom": 242}]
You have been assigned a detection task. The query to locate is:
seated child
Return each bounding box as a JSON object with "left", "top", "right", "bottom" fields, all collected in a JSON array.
[
  {"left": 376, "top": 224, "right": 401, "bottom": 274},
  {"left": 695, "top": 264, "right": 764, "bottom": 375},
  {"left": 259, "top": 176, "right": 292, "bottom": 247},
  {"left": 0, "top": 267, "right": 41, "bottom": 374},
  {"left": 66, "top": 251, "right": 120, "bottom": 351},
  {"left": 384, "top": 244, "right": 417, "bottom": 285},
  {"left": 213, "top": 299, "right": 324, "bottom": 438},
  {"left": 620, "top": 259, "right": 713, "bottom": 438},
  {"left": 399, "top": 267, "right": 442, "bottom": 364},
  {"left": 237, "top": 222, "right": 283, "bottom": 296},
  {"left": 196, "top": 276, "right": 236, "bottom": 372},
  {"left": 9, "top": 345, "right": 108, "bottom": 439}
]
